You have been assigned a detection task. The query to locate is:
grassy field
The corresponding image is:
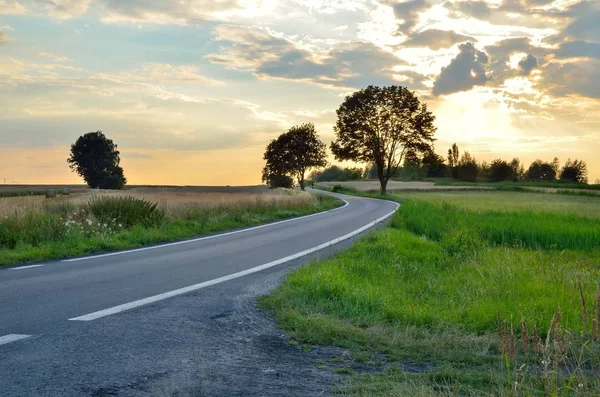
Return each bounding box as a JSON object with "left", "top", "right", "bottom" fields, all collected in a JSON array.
[
  {"left": 431, "top": 178, "right": 600, "bottom": 191},
  {"left": 0, "top": 188, "right": 341, "bottom": 266},
  {"left": 261, "top": 189, "right": 600, "bottom": 395}
]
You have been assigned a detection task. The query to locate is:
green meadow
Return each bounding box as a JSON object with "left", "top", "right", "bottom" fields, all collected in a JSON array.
[{"left": 261, "top": 190, "right": 600, "bottom": 396}]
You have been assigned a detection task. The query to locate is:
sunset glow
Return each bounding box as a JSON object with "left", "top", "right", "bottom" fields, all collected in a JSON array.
[{"left": 1, "top": 0, "right": 599, "bottom": 184}]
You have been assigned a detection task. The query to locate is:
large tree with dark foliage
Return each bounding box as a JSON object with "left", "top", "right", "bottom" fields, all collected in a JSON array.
[
  {"left": 262, "top": 123, "right": 327, "bottom": 190},
  {"left": 330, "top": 85, "right": 436, "bottom": 194},
  {"left": 527, "top": 160, "right": 556, "bottom": 182},
  {"left": 560, "top": 159, "right": 588, "bottom": 183},
  {"left": 422, "top": 150, "right": 446, "bottom": 177},
  {"left": 67, "top": 131, "right": 127, "bottom": 189}
]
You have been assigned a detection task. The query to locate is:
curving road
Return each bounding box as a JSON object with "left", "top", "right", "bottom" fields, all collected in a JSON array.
[{"left": 0, "top": 191, "right": 398, "bottom": 396}]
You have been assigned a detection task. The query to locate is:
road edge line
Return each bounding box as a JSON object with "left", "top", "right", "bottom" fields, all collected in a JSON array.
[{"left": 69, "top": 200, "right": 399, "bottom": 321}]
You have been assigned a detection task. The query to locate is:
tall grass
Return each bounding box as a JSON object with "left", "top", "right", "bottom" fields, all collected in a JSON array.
[
  {"left": 0, "top": 190, "right": 341, "bottom": 266},
  {"left": 396, "top": 199, "right": 600, "bottom": 251}
]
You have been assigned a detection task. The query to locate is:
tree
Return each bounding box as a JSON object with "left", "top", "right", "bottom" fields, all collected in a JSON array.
[
  {"left": 67, "top": 131, "right": 127, "bottom": 189},
  {"left": 262, "top": 123, "right": 327, "bottom": 190},
  {"left": 457, "top": 151, "right": 478, "bottom": 182},
  {"left": 447, "top": 143, "right": 459, "bottom": 178},
  {"left": 526, "top": 160, "right": 556, "bottom": 181},
  {"left": 447, "top": 143, "right": 459, "bottom": 168},
  {"left": 560, "top": 159, "right": 588, "bottom": 183},
  {"left": 509, "top": 158, "right": 525, "bottom": 181},
  {"left": 489, "top": 159, "right": 513, "bottom": 182},
  {"left": 422, "top": 150, "right": 446, "bottom": 177},
  {"left": 330, "top": 85, "right": 436, "bottom": 194},
  {"left": 267, "top": 174, "right": 294, "bottom": 189}
]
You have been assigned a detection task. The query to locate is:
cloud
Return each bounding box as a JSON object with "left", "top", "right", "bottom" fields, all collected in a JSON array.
[
  {"left": 0, "top": 24, "right": 14, "bottom": 30},
  {"left": 0, "top": 32, "right": 8, "bottom": 43},
  {"left": 542, "top": 60, "right": 600, "bottom": 99},
  {"left": 38, "top": 52, "right": 70, "bottom": 62},
  {"left": 381, "top": 0, "right": 430, "bottom": 34},
  {"left": 518, "top": 54, "right": 537, "bottom": 76},
  {"left": 208, "top": 25, "right": 417, "bottom": 89},
  {"left": 556, "top": 41, "right": 600, "bottom": 59},
  {"left": 554, "top": 0, "right": 600, "bottom": 42},
  {"left": 139, "top": 63, "right": 223, "bottom": 85},
  {"left": 401, "top": 29, "right": 475, "bottom": 50},
  {"left": 432, "top": 42, "right": 489, "bottom": 96},
  {"left": 0, "top": 0, "right": 26, "bottom": 14}
]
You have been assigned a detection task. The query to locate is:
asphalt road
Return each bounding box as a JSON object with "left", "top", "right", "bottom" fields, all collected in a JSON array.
[{"left": 0, "top": 191, "right": 398, "bottom": 396}]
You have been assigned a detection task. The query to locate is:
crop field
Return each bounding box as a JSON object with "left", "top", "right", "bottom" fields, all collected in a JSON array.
[
  {"left": 262, "top": 189, "right": 600, "bottom": 395},
  {"left": 0, "top": 187, "right": 341, "bottom": 266}
]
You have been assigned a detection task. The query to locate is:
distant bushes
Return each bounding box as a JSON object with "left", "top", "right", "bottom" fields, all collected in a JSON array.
[
  {"left": 87, "top": 196, "right": 165, "bottom": 228},
  {"left": 309, "top": 166, "right": 363, "bottom": 182}
]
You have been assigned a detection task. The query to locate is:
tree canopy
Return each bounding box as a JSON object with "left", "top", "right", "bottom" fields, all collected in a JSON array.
[
  {"left": 262, "top": 123, "right": 327, "bottom": 190},
  {"left": 560, "top": 159, "right": 588, "bottom": 183},
  {"left": 527, "top": 160, "right": 556, "bottom": 182},
  {"left": 67, "top": 131, "right": 127, "bottom": 189},
  {"left": 330, "top": 85, "right": 436, "bottom": 194}
]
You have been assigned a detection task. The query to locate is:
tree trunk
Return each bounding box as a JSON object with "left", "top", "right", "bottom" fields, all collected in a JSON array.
[
  {"left": 380, "top": 178, "right": 388, "bottom": 195},
  {"left": 299, "top": 174, "right": 305, "bottom": 191}
]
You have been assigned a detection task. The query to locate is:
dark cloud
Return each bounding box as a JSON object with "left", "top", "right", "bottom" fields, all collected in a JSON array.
[
  {"left": 381, "top": 0, "right": 430, "bottom": 34},
  {"left": 208, "top": 25, "right": 423, "bottom": 90},
  {"left": 542, "top": 60, "right": 600, "bottom": 99},
  {"left": 555, "top": 0, "right": 600, "bottom": 42},
  {"left": 484, "top": 38, "right": 549, "bottom": 78},
  {"left": 518, "top": 54, "right": 537, "bottom": 76},
  {"left": 432, "top": 42, "right": 489, "bottom": 96},
  {"left": 556, "top": 41, "right": 600, "bottom": 59},
  {"left": 401, "top": 29, "right": 475, "bottom": 50}
]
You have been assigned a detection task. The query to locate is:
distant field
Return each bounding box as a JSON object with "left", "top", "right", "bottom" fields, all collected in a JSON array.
[
  {"left": 0, "top": 184, "right": 268, "bottom": 197},
  {"left": 263, "top": 187, "right": 600, "bottom": 395},
  {"left": 318, "top": 180, "right": 487, "bottom": 191}
]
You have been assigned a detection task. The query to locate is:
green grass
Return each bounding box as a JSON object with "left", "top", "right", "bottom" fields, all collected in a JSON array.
[
  {"left": 0, "top": 194, "right": 342, "bottom": 266},
  {"left": 431, "top": 178, "right": 600, "bottom": 191},
  {"left": 261, "top": 189, "right": 600, "bottom": 395},
  {"left": 392, "top": 190, "right": 600, "bottom": 218}
]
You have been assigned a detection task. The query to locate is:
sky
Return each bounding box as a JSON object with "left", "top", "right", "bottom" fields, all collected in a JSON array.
[{"left": 0, "top": 0, "right": 599, "bottom": 185}]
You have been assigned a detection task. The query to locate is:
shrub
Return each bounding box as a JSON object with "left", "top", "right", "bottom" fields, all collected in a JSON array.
[
  {"left": 457, "top": 152, "right": 478, "bottom": 182},
  {"left": 0, "top": 213, "right": 66, "bottom": 249},
  {"left": 267, "top": 174, "right": 294, "bottom": 189},
  {"left": 489, "top": 159, "right": 514, "bottom": 182},
  {"left": 87, "top": 196, "right": 165, "bottom": 228}
]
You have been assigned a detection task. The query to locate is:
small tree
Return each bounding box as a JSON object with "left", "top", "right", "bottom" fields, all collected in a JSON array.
[
  {"left": 267, "top": 174, "right": 294, "bottom": 189},
  {"left": 448, "top": 143, "right": 459, "bottom": 178},
  {"left": 262, "top": 123, "right": 327, "bottom": 190},
  {"left": 527, "top": 160, "right": 556, "bottom": 182},
  {"left": 457, "top": 151, "right": 478, "bottom": 182},
  {"left": 489, "top": 159, "right": 513, "bottom": 182},
  {"left": 422, "top": 150, "right": 446, "bottom": 177},
  {"left": 509, "top": 158, "right": 525, "bottom": 181},
  {"left": 560, "top": 159, "right": 588, "bottom": 183},
  {"left": 67, "top": 131, "right": 127, "bottom": 189},
  {"left": 331, "top": 85, "right": 436, "bottom": 194}
]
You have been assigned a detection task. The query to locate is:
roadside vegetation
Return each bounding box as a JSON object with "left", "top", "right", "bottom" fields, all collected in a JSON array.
[
  {"left": 261, "top": 189, "right": 600, "bottom": 395},
  {"left": 0, "top": 189, "right": 341, "bottom": 266}
]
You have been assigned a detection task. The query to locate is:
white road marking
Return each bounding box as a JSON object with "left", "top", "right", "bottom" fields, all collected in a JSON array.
[
  {"left": 63, "top": 199, "right": 350, "bottom": 263},
  {"left": 0, "top": 334, "right": 32, "bottom": 346},
  {"left": 69, "top": 200, "right": 399, "bottom": 321},
  {"left": 10, "top": 265, "right": 44, "bottom": 270}
]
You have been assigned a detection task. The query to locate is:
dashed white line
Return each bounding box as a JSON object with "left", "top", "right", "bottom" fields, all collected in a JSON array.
[
  {"left": 0, "top": 334, "right": 32, "bottom": 346},
  {"left": 10, "top": 265, "right": 44, "bottom": 270},
  {"left": 62, "top": 199, "right": 351, "bottom": 263},
  {"left": 68, "top": 200, "right": 399, "bottom": 322}
]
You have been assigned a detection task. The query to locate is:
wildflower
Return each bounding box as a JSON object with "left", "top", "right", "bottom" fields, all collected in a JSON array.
[
  {"left": 579, "top": 384, "right": 584, "bottom": 388},
  {"left": 87, "top": 219, "right": 92, "bottom": 225}
]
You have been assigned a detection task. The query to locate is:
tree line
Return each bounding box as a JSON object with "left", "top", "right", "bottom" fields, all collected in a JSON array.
[{"left": 263, "top": 85, "right": 590, "bottom": 193}]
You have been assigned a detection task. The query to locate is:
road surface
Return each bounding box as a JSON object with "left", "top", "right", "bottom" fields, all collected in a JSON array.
[{"left": 0, "top": 191, "right": 398, "bottom": 396}]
